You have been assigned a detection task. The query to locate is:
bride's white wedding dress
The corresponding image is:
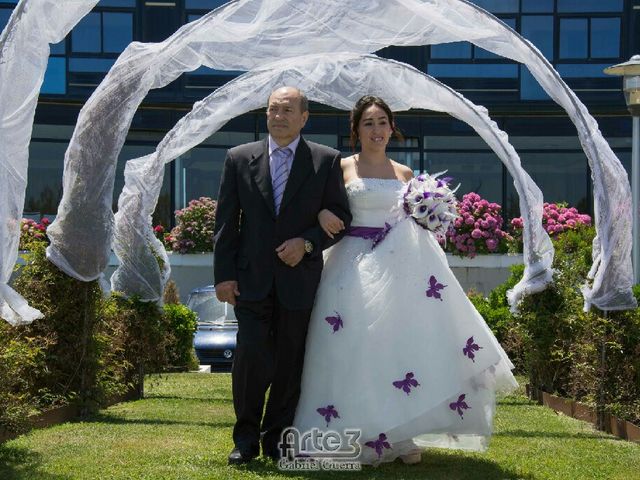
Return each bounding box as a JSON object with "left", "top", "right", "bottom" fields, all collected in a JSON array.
[{"left": 293, "top": 177, "right": 518, "bottom": 465}]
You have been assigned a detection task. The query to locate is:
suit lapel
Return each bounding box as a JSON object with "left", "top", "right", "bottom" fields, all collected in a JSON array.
[
  {"left": 248, "top": 139, "right": 276, "bottom": 218},
  {"left": 279, "top": 138, "right": 313, "bottom": 213}
]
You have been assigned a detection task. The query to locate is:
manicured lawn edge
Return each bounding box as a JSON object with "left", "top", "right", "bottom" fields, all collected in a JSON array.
[
  {"left": 0, "top": 383, "right": 141, "bottom": 445},
  {"left": 527, "top": 384, "right": 640, "bottom": 443}
]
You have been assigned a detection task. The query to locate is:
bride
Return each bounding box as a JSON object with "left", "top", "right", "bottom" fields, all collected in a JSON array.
[{"left": 292, "top": 95, "right": 518, "bottom": 465}]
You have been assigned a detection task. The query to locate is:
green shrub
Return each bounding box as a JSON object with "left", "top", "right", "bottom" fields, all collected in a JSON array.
[
  {"left": 163, "top": 303, "right": 198, "bottom": 370},
  {"left": 0, "top": 322, "right": 51, "bottom": 433},
  {"left": 468, "top": 263, "right": 527, "bottom": 372},
  {"left": 1, "top": 241, "right": 175, "bottom": 434},
  {"left": 515, "top": 226, "right": 595, "bottom": 396},
  {"left": 475, "top": 225, "right": 640, "bottom": 424},
  {"left": 11, "top": 242, "right": 103, "bottom": 413},
  {"left": 101, "top": 294, "right": 169, "bottom": 376}
]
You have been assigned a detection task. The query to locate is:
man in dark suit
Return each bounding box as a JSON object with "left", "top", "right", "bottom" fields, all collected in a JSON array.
[{"left": 214, "top": 86, "right": 351, "bottom": 464}]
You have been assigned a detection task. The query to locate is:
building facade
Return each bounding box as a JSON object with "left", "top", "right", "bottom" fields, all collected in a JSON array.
[{"left": 1, "top": 0, "right": 639, "bottom": 226}]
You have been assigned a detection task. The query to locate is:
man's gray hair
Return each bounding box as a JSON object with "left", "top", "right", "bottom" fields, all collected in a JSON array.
[
  {"left": 268, "top": 86, "right": 309, "bottom": 112},
  {"left": 299, "top": 92, "right": 309, "bottom": 112}
]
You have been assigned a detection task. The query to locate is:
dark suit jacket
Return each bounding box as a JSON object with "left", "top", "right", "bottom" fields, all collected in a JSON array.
[{"left": 213, "top": 137, "right": 351, "bottom": 310}]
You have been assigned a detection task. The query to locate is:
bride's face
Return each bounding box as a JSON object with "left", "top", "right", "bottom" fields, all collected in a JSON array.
[{"left": 357, "top": 105, "right": 393, "bottom": 150}]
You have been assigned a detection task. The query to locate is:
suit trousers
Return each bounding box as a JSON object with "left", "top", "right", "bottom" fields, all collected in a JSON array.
[{"left": 232, "top": 285, "right": 312, "bottom": 454}]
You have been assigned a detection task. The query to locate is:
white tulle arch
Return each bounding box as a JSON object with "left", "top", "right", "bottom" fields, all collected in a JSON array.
[
  {"left": 0, "top": 0, "right": 634, "bottom": 326},
  {"left": 43, "top": 0, "right": 635, "bottom": 312},
  {"left": 111, "top": 53, "right": 554, "bottom": 313},
  {"left": 0, "top": 0, "right": 98, "bottom": 325}
]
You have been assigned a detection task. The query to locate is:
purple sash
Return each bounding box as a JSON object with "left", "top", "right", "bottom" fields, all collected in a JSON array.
[{"left": 345, "top": 226, "right": 386, "bottom": 239}]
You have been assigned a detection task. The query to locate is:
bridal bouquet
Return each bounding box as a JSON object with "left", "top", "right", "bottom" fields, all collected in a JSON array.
[{"left": 401, "top": 171, "right": 459, "bottom": 239}]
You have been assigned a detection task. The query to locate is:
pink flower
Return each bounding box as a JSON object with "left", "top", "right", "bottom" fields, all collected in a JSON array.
[{"left": 486, "top": 238, "right": 497, "bottom": 250}]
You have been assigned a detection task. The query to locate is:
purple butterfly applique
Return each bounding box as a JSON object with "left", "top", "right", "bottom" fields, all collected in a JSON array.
[
  {"left": 364, "top": 433, "right": 392, "bottom": 458},
  {"left": 316, "top": 405, "right": 340, "bottom": 426},
  {"left": 392, "top": 372, "right": 421, "bottom": 395},
  {"left": 462, "top": 336, "right": 483, "bottom": 362},
  {"left": 325, "top": 312, "right": 343, "bottom": 332},
  {"left": 426, "top": 275, "right": 446, "bottom": 301},
  {"left": 436, "top": 177, "right": 453, "bottom": 187},
  {"left": 449, "top": 394, "right": 471, "bottom": 419},
  {"left": 371, "top": 222, "right": 393, "bottom": 249}
]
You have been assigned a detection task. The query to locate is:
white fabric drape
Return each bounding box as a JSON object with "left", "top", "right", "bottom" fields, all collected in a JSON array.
[
  {"left": 111, "top": 53, "right": 554, "bottom": 309},
  {"left": 0, "top": 0, "right": 98, "bottom": 326},
  {"left": 50, "top": 0, "right": 636, "bottom": 309},
  {"left": 0, "top": 0, "right": 624, "bottom": 313}
]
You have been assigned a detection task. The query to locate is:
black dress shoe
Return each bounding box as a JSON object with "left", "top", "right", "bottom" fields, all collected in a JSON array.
[
  {"left": 228, "top": 447, "right": 257, "bottom": 465},
  {"left": 262, "top": 447, "right": 279, "bottom": 461}
]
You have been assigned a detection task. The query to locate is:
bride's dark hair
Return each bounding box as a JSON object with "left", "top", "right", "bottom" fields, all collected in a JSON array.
[{"left": 349, "top": 95, "right": 403, "bottom": 150}]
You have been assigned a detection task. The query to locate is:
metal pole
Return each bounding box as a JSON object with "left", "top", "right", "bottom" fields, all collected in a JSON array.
[{"left": 633, "top": 116, "right": 640, "bottom": 284}]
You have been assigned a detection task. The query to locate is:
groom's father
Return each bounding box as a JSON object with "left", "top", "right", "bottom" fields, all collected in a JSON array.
[{"left": 214, "top": 86, "right": 351, "bottom": 464}]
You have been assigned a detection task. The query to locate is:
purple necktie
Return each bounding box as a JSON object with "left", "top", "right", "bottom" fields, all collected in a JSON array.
[{"left": 272, "top": 147, "right": 292, "bottom": 214}]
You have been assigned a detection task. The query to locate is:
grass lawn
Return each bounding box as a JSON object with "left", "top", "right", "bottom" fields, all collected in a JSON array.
[{"left": 0, "top": 373, "right": 638, "bottom": 480}]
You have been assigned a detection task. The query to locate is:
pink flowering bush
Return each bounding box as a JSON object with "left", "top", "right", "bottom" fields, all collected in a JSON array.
[
  {"left": 153, "top": 224, "right": 166, "bottom": 243},
  {"left": 510, "top": 202, "right": 591, "bottom": 242},
  {"left": 164, "top": 197, "right": 216, "bottom": 254},
  {"left": 445, "top": 192, "right": 511, "bottom": 258},
  {"left": 19, "top": 218, "right": 50, "bottom": 250}
]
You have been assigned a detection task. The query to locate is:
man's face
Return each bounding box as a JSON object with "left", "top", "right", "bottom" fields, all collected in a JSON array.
[{"left": 266, "top": 88, "right": 308, "bottom": 146}]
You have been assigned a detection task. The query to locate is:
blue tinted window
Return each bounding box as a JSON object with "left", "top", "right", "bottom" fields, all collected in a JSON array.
[
  {"left": 72, "top": 12, "right": 101, "bottom": 53},
  {"left": 558, "top": 0, "right": 623, "bottom": 12},
  {"left": 99, "top": 0, "right": 135, "bottom": 6},
  {"left": 471, "top": 0, "right": 518, "bottom": 13},
  {"left": 521, "top": 16, "right": 553, "bottom": 60},
  {"left": 0, "top": 8, "right": 12, "bottom": 31},
  {"left": 188, "top": 66, "right": 244, "bottom": 76},
  {"left": 557, "top": 63, "right": 610, "bottom": 77},
  {"left": 428, "top": 63, "right": 518, "bottom": 78},
  {"left": 69, "top": 58, "right": 116, "bottom": 72},
  {"left": 424, "top": 151, "right": 502, "bottom": 204},
  {"left": 474, "top": 18, "right": 515, "bottom": 59},
  {"left": 559, "top": 19, "right": 587, "bottom": 59},
  {"left": 50, "top": 39, "right": 66, "bottom": 55},
  {"left": 522, "top": 0, "right": 553, "bottom": 12},
  {"left": 188, "top": 14, "right": 203, "bottom": 22},
  {"left": 520, "top": 67, "right": 549, "bottom": 100},
  {"left": 591, "top": 18, "right": 620, "bottom": 58},
  {"left": 186, "top": 0, "right": 229, "bottom": 8},
  {"left": 431, "top": 42, "right": 471, "bottom": 59},
  {"left": 41, "top": 57, "right": 66, "bottom": 94},
  {"left": 103, "top": 12, "right": 132, "bottom": 53}
]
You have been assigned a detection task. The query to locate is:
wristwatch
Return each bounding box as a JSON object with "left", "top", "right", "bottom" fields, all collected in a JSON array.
[{"left": 304, "top": 239, "right": 314, "bottom": 255}]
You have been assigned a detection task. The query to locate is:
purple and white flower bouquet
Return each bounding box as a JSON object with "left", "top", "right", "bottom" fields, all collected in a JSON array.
[{"left": 401, "top": 171, "right": 460, "bottom": 239}]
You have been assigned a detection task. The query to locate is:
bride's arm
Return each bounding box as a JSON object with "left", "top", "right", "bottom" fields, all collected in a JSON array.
[{"left": 318, "top": 209, "right": 345, "bottom": 239}]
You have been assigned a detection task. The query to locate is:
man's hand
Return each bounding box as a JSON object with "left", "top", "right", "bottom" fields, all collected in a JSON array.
[
  {"left": 276, "top": 237, "right": 306, "bottom": 267},
  {"left": 215, "top": 280, "right": 240, "bottom": 306}
]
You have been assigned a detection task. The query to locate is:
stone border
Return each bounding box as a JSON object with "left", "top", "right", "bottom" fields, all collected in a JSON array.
[
  {"left": 527, "top": 385, "right": 640, "bottom": 443},
  {"left": 0, "top": 385, "right": 140, "bottom": 445}
]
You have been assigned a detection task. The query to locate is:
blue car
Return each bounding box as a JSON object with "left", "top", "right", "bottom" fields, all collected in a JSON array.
[{"left": 187, "top": 285, "right": 237, "bottom": 370}]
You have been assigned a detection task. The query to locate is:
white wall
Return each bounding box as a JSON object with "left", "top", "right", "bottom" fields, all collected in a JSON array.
[{"left": 13, "top": 252, "right": 522, "bottom": 302}]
